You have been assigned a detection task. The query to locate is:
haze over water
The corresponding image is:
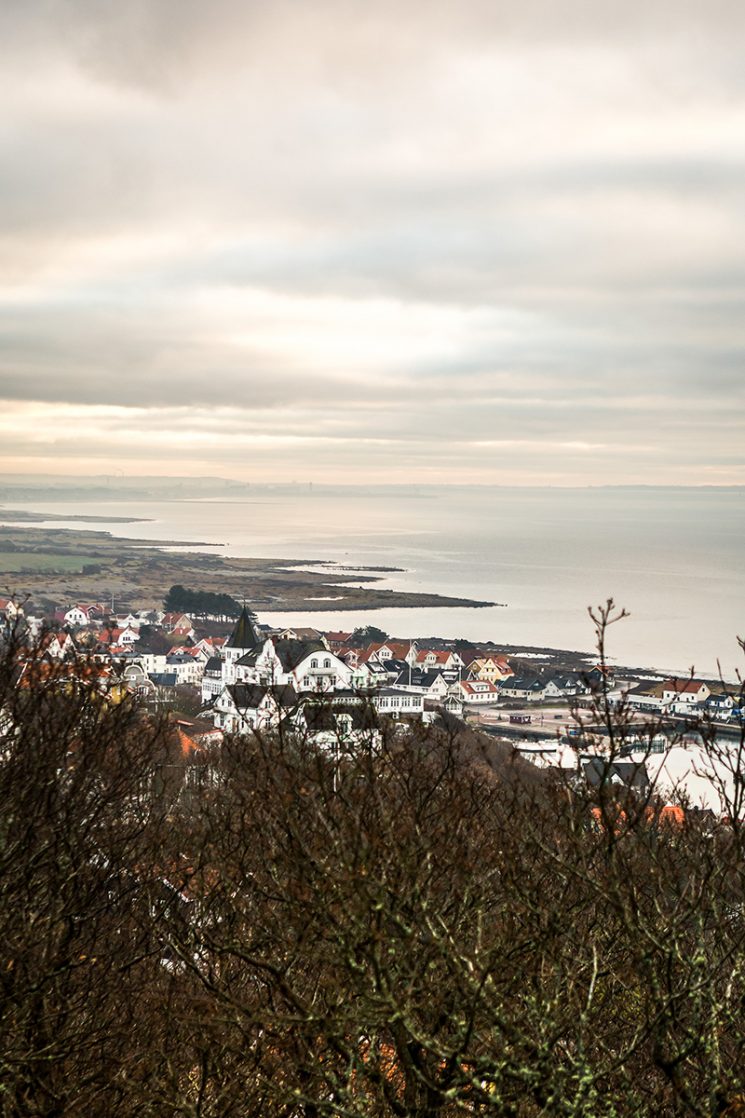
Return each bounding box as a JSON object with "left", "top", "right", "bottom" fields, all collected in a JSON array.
[{"left": 7, "top": 485, "right": 743, "bottom": 680}]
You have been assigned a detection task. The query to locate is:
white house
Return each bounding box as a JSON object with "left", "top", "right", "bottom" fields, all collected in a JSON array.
[
  {"left": 131, "top": 650, "right": 168, "bottom": 676},
  {"left": 39, "top": 630, "right": 77, "bottom": 660},
  {"left": 543, "top": 674, "right": 588, "bottom": 700},
  {"left": 200, "top": 657, "right": 224, "bottom": 705},
  {"left": 116, "top": 614, "right": 141, "bottom": 631},
  {"left": 104, "top": 625, "right": 140, "bottom": 647},
  {"left": 373, "top": 689, "right": 425, "bottom": 717},
  {"left": 704, "top": 691, "right": 737, "bottom": 720},
  {"left": 366, "top": 641, "right": 418, "bottom": 665},
  {"left": 288, "top": 698, "right": 382, "bottom": 749},
  {"left": 270, "top": 639, "right": 354, "bottom": 693},
  {"left": 414, "top": 649, "right": 464, "bottom": 673},
  {"left": 0, "top": 597, "right": 24, "bottom": 623},
  {"left": 222, "top": 607, "right": 264, "bottom": 685},
  {"left": 662, "top": 679, "right": 711, "bottom": 707},
  {"left": 499, "top": 677, "right": 546, "bottom": 703},
  {"left": 454, "top": 680, "right": 501, "bottom": 705},
  {"left": 347, "top": 657, "right": 390, "bottom": 691},
  {"left": 63, "top": 605, "right": 89, "bottom": 627},
  {"left": 213, "top": 682, "right": 298, "bottom": 734},
  {"left": 165, "top": 654, "right": 204, "bottom": 686},
  {"left": 396, "top": 670, "right": 450, "bottom": 700},
  {"left": 120, "top": 662, "right": 157, "bottom": 699}
]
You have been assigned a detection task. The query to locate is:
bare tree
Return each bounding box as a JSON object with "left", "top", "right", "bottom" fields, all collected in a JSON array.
[
  {"left": 2, "top": 614, "right": 745, "bottom": 1116},
  {"left": 0, "top": 643, "right": 197, "bottom": 1116}
]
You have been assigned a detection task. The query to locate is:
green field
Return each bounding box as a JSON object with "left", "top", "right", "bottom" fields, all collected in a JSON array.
[{"left": 0, "top": 551, "right": 100, "bottom": 573}]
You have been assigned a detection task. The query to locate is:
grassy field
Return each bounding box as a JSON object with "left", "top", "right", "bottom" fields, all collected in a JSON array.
[{"left": 0, "top": 551, "right": 100, "bottom": 573}]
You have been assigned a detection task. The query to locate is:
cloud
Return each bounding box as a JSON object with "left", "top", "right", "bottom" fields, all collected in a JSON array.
[{"left": 0, "top": 1, "right": 743, "bottom": 482}]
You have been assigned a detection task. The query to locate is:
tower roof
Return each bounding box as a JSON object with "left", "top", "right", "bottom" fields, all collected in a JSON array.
[{"left": 225, "top": 605, "right": 261, "bottom": 651}]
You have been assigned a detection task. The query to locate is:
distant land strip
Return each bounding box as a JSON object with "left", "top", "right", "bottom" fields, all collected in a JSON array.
[
  {"left": 0, "top": 508, "right": 150, "bottom": 524},
  {"left": 0, "top": 522, "right": 499, "bottom": 613}
]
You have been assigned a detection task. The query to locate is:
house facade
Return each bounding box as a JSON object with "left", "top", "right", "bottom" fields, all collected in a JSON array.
[{"left": 455, "top": 680, "right": 501, "bottom": 705}]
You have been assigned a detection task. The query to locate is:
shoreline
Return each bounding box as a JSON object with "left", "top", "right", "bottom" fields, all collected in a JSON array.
[
  {"left": 0, "top": 519, "right": 497, "bottom": 614},
  {"left": 0, "top": 508, "right": 151, "bottom": 524},
  {"left": 0, "top": 508, "right": 735, "bottom": 682}
]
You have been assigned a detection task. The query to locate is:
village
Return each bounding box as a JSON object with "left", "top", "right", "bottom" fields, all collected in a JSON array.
[{"left": 1, "top": 590, "right": 741, "bottom": 810}]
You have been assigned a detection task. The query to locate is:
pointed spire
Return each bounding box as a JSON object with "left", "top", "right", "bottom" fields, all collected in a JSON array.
[{"left": 225, "top": 604, "right": 261, "bottom": 650}]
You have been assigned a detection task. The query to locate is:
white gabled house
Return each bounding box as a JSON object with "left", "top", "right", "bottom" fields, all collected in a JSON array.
[
  {"left": 0, "top": 597, "right": 24, "bottom": 623},
  {"left": 231, "top": 637, "right": 353, "bottom": 695},
  {"left": 63, "top": 602, "right": 105, "bottom": 627},
  {"left": 39, "top": 630, "right": 77, "bottom": 661},
  {"left": 366, "top": 641, "right": 418, "bottom": 665},
  {"left": 704, "top": 691, "right": 737, "bottom": 720},
  {"left": 348, "top": 657, "right": 390, "bottom": 691},
  {"left": 63, "top": 605, "right": 89, "bottom": 628},
  {"left": 214, "top": 682, "right": 298, "bottom": 734},
  {"left": 116, "top": 613, "right": 141, "bottom": 630},
  {"left": 542, "top": 673, "right": 588, "bottom": 700},
  {"left": 270, "top": 639, "right": 354, "bottom": 693},
  {"left": 414, "top": 649, "right": 464, "bottom": 673},
  {"left": 662, "top": 678, "right": 711, "bottom": 708},
  {"left": 454, "top": 680, "right": 501, "bottom": 705},
  {"left": 396, "top": 669, "right": 450, "bottom": 700},
  {"left": 288, "top": 696, "right": 381, "bottom": 749}
]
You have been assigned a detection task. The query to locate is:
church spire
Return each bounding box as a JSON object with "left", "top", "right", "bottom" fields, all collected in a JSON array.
[{"left": 226, "top": 603, "right": 261, "bottom": 651}]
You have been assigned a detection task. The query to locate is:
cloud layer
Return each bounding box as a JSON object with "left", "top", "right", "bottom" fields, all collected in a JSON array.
[{"left": 1, "top": 0, "right": 744, "bottom": 482}]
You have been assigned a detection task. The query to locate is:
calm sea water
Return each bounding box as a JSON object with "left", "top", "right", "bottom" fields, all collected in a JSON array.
[{"left": 3, "top": 486, "right": 743, "bottom": 679}]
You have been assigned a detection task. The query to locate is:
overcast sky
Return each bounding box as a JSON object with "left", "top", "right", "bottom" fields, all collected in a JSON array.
[{"left": 1, "top": 0, "right": 744, "bottom": 484}]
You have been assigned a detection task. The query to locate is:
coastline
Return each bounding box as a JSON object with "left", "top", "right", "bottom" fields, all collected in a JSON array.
[
  {"left": 0, "top": 520, "right": 497, "bottom": 614},
  {"left": 0, "top": 508, "right": 151, "bottom": 524},
  {"left": 0, "top": 496, "right": 740, "bottom": 681}
]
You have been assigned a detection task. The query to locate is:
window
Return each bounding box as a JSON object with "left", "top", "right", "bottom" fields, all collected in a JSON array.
[
  {"left": 324, "top": 658, "right": 331, "bottom": 668},
  {"left": 311, "top": 659, "right": 318, "bottom": 668}
]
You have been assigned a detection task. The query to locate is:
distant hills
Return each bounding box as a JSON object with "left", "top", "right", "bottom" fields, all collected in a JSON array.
[
  {"left": 1, "top": 475, "right": 741, "bottom": 503},
  {"left": 0, "top": 475, "right": 253, "bottom": 502}
]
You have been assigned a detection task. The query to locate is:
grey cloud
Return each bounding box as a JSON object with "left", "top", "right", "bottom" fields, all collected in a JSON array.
[
  {"left": 0, "top": 1, "right": 743, "bottom": 482},
  {"left": 5, "top": 1, "right": 745, "bottom": 90}
]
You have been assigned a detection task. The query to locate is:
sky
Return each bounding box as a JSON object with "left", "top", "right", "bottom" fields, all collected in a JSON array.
[{"left": 1, "top": 0, "right": 744, "bottom": 485}]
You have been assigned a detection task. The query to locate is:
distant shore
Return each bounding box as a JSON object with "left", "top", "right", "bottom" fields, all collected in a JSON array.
[
  {"left": 0, "top": 507, "right": 151, "bottom": 524},
  {"left": 0, "top": 518, "right": 498, "bottom": 614}
]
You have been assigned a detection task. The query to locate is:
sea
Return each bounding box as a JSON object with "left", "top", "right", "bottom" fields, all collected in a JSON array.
[{"left": 3, "top": 486, "right": 744, "bottom": 680}]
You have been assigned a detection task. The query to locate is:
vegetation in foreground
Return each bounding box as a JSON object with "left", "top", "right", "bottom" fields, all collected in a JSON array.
[{"left": 1, "top": 615, "right": 745, "bottom": 1117}]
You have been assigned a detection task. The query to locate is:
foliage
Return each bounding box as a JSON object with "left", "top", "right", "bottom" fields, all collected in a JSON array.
[
  {"left": 349, "top": 624, "right": 389, "bottom": 647},
  {"left": 164, "top": 583, "right": 242, "bottom": 619},
  {"left": 1, "top": 609, "right": 745, "bottom": 1115},
  {"left": 0, "top": 649, "right": 188, "bottom": 1115}
]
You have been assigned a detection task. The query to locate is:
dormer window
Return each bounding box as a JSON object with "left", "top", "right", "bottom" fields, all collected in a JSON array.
[{"left": 311, "top": 659, "right": 318, "bottom": 668}]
